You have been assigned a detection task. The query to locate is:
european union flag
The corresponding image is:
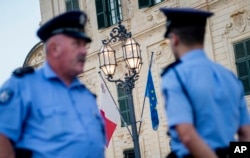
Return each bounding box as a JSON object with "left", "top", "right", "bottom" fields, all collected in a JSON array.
[{"left": 145, "top": 70, "right": 159, "bottom": 131}]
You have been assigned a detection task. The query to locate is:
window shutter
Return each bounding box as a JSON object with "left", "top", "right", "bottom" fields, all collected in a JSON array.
[
  {"left": 72, "top": 0, "right": 79, "bottom": 10},
  {"left": 110, "top": 0, "right": 122, "bottom": 25},
  {"left": 124, "top": 149, "right": 135, "bottom": 158},
  {"left": 138, "top": 0, "right": 152, "bottom": 9},
  {"left": 117, "top": 85, "right": 131, "bottom": 127},
  {"left": 65, "top": 0, "right": 79, "bottom": 11},
  {"left": 240, "top": 77, "right": 250, "bottom": 93},
  {"left": 235, "top": 43, "right": 245, "bottom": 59},
  {"left": 118, "top": 98, "right": 131, "bottom": 127},
  {"left": 237, "top": 61, "right": 248, "bottom": 77},
  {"left": 95, "top": 0, "right": 107, "bottom": 29},
  {"left": 154, "top": 0, "right": 164, "bottom": 3},
  {"left": 65, "top": 0, "right": 72, "bottom": 11},
  {"left": 234, "top": 39, "right": 250, "bottom": 95},
  {"left": 117, "top": 0, "right": 122, "bottom": 21},
  {"left": 246, "top": 39, "right": 250, "bottom": 55}
]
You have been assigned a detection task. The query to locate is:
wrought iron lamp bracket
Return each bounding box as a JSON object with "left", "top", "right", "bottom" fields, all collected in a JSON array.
[
  {"left": 106, "top": 69, "right": 138, "bottom": 94},
  {"left": 102, "top": 21, "right": 132, "bottom": 45}
]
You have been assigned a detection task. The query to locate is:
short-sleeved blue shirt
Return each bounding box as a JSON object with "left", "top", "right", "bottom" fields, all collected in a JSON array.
[
  {"left": 161, "top": 49, "right": 250, "bottom": 157},
  {"left": 0, "top": 62, "right": 106, "bottom": 158}
]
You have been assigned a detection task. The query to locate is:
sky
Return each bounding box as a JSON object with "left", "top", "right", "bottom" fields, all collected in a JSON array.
[{"left": 0, "top": 0, "right": 41, "bottom": 85}]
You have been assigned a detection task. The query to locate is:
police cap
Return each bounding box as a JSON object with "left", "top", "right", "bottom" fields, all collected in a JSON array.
[
  {"left": 160, "top": 8, "right": 214, "bottom": 38},
  {"left": 37, "top": 11, "right": 91, "bottom": 42}
]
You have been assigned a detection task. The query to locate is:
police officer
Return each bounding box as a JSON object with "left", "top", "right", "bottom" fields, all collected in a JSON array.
[
  {"left": 0, "top": 11, "right": 105, "bottom": 158},
  {"left": 160, "top": 8, "right": 250, "bottom": 158}
]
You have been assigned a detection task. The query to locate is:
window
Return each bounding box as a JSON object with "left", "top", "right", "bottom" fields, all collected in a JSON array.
[
  {"left": 123, "top": 149, "right": 135, "bottom": 158},
  {"left": 95, "top": 0, "right": 122, "bottom": 29},
  {"left": 234, "top": 38, "right": 250, "bottom": 95},
  {"left": 65, "top": 0, "right": 79, "bottom": 11},
  {"left": 138, "top": 0, "right": 164, "bottom": 9},
  {"left": 117, "top": 84, "right": 131, "bottom": 127}
]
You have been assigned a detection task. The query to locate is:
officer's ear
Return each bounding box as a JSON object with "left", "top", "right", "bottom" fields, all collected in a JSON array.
[
  {"left": 46, "top": 37, "right": 61, "bottom": 58},
  {"left": 169, "top": 33, "right": 179, "bottom": 47}
]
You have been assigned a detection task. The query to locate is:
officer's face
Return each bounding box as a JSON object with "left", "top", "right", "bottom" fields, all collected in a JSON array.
[{"left": 56, "top": 35, "right": 88, "bottom": 77}]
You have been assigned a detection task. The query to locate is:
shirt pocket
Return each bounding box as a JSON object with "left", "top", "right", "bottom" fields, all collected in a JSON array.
[
  {"left": 39, "top": 106, "right": 71, "bottom": 140},
  {"left": 40, "top": 106, "right": 66, "bottom": 117}
]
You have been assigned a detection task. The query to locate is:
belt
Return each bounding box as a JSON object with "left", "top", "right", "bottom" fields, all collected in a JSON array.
[
  {"left": 167, "top": 147, "right": 229, "bottom": 158},
  {"left": 214, "top": 147, "right": 230, "bottom": 158},
  {"left": 15, "top": 148, "right": 32, "bottom": 158}
]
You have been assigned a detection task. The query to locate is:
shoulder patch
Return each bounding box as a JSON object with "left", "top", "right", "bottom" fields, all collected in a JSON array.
[
  {"left": 161, "top": 60, "right": 181, "bottom": 77},
  {"left": 0, "top": 89, "right": 14, "bottom": 105},
  {"left": 13, "top": 66, "right": 34, "bottom": 77}
]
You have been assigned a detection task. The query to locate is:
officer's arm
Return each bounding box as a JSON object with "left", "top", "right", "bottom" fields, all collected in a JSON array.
[
  {"left": 237, "top": 80, "right": 250, "bottom": 142},
  {"left": 176, "top": 123, "right": 218, "bottom": 158},
  {"left": 0, "top": 70, "right": 33, "bottom": 158},
  {"left": 238, "top": 125, "right": 250, "bottom": 141},
  {"left": 0, "top": 134, "right": 15, "bottom": 158}
]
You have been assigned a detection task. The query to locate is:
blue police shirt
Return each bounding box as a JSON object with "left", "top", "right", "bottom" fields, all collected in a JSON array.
[
  {"left": 161, "top": 49, "right": 250, "bottom": 157},
  {"left": 0, "top": 61, "right": 106, "bottom": 158}
]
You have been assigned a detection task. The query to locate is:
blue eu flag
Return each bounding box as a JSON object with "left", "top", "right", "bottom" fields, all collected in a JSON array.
[{"left": 145, "top": 70, "right": 159, "bottom": 131}]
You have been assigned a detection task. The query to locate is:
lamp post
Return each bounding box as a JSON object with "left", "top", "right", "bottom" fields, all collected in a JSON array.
[{"left": 98, "top": 21, "right": 142, "bottom": 158}]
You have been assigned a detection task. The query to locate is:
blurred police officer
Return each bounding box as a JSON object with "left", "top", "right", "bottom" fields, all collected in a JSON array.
[
  {"left": 160, "top": 8, "right": 250, "bottom": 158},
  {"left": 0, "top": 11, "right": 105, "bottom": 158}
]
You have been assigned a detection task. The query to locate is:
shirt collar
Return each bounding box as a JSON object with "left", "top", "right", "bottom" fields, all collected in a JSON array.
[
  {"left": 42, "top": 61, "right": 84, "bottom": 88},
  {"left": 180, "top": 49, "right": 206, "bottom": 63},
  {"left": 42, "top": 61, "right": 58, "bottom": 79}
]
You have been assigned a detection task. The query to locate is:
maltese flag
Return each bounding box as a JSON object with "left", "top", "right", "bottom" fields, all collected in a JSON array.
[{"left": 99, "top": 79, "right": 120, "bottom": 146}]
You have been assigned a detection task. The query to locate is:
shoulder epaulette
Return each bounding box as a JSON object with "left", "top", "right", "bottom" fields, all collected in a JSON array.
[
  {"left": 91, "top": 92, "right": 97, "bottom": 99},
  {"left": 13, "top": 66, "right": 34, "bottom": 77},
  {"left": 161, "top": 60, "right": 181, "bottom": 77},
  {"left": 87, "top": 89, "right": 97, "bottom": 98}
]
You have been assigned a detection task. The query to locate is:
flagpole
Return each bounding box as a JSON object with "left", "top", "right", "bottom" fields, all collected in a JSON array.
[
  {"left": 138, "top": 52, "right": 154, "bottom": 134},
  {"left": 98, "top": 71, "right": 133, "bottom": 138}
]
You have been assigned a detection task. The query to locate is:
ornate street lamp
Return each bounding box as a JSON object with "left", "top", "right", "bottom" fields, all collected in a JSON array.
[{"left": 98, "top": 21, "right": 142, "bottom": 158}]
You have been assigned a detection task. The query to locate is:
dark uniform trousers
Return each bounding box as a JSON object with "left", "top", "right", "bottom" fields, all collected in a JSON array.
[
  {"left": 167, "top": 147, "right": 229, "bottom": 158},
  {"left": 15, "top": 148, "right": 32, "bottom": 158}
]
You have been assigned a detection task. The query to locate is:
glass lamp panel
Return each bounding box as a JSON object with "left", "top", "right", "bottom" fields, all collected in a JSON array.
[
  {"left": 123, "top": 38, "right": 141, "bottom": 69},
  {"left": 135, "top": 60, "right": 142, "bottom": 74},
  {"left": 100, "top": 65, "right": 109, "bottom": 75},
  {"left": 125, "top": 58, "right": 140, "bottom": 69},
  {"left": 99, "top": 44, "right": 116, "bottom": 76},
  {"left": 124, "top": 38, "right": 138, "bottom": 58},
  {"left": 101, "top": 64, "right": 116, "bottom": 76}
]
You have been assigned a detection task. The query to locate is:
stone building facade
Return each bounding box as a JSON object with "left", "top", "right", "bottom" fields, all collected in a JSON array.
[{"left": 23, "top": 0, "right": 250, "bottom": 157}]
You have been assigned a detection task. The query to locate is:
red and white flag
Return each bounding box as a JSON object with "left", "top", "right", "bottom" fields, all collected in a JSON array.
[{"left": 99, "top": 79, "right": 120, "bottom": 146}]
